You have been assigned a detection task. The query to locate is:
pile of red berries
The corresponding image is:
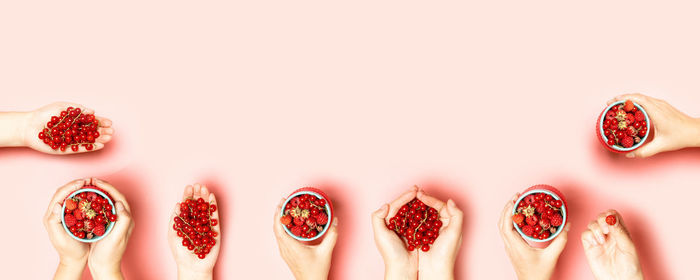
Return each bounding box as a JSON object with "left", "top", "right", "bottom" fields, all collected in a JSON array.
[
  {"left": 63, "top": 188, "right": 117, "bottom": 240},
  {"left": 602, "top": 100, "right": 649, "bottom": 149},
  {"left": 386, "top": 198, "right": 442, "bottom": 252},
  {"left": 37, "top": 107, "right": 100, "bottom": 151},
  {"left": 513, "top": 192, "right": 564, "bottom": 240},
  {"left": 280, "top": 194, "right": 330, "bottom": 239},
  {"left": 173, "top": 198, "right": 218, "bottom": 259}
]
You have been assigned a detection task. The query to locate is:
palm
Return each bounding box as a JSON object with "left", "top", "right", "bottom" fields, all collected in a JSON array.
[
  {"left": 418, "top": 207, "right": 460, "bottom": 273},
  {"left": 168, "top": 184, "right": 220, "bottom": 273},
  {"left": 24, "top": 102, "right": 113, "bottom": 154}
]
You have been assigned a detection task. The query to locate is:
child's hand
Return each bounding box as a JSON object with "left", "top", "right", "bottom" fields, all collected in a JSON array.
[
  {"left": 498, "top": 193, "right": 571, "bottom": 280},
  {"left": 581, "top": 210, "right": 643, "bottom": 280},
  {"left": 608, "top": 94, "right": 700, "bottom": 158},
  {"left": 24, "top": 102, "right": 114, "bottom": 154},
  {"left": 273, "top": 197, "right": 339, "bottom": 280},
  {"left": 168, "top": 184, "right": 221, "bottom": 280},
  {"left": 86, "top": 178, "right": 134, "bottom": 280},
  {"left": 371, "top": 186, "right": 419, "bottom": 280},
  {"left": 416, "top": 189, "right": 464, "bottom": 280},
  {"left": 43, "top": 179, "right": 90, "bottom": 279}
]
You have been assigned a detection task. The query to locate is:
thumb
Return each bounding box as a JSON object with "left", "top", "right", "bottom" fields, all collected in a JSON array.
[
  {"left": 371, "top": 204, "right": 390, "bottom": 233},
  {"left": 608, "top": 216, "right": 636, "bottom": 251},
  {"left": 445, "top": 199, "right": 464, "bottom": 236},
  {"left": 46, "top": 203, "right": 66, "bottom": 236},
  {"left": 627, "top": 138, "right": 665, "bottom": 158},
  {"left": 110, "top": 201, "right": 133, "bottom": 237},
  {"left": 545, "top": 222, "right": 570, "bottom": 258},
  {"left": 319, "top": 217, "right": 339, "bottom": 252}
]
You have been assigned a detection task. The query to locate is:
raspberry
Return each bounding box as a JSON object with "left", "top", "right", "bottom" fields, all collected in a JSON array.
[
  {"left": 74, "top": 209, "right": 85, "bottom": 220},
  {"left": 621, "top": 136, "right": 635, "bottom": 148},
  {"left": 550, "top": 213, "right": 563, "bottom": 226},
  {"left": 605, "top": 215, "right": 617, "bottom": 226},
  {"left": 539, "top": 217, "right": 551, "bottom": 230},
  {"left": 526, "top": 215, "right": 538, "bottom": 226},
  {"left": 635, "top": 110, "right": 645, "bottom": 122},
  {"left": 293, "top": 217, "right": 304, "bottom": 226},
  {"left": 522, "top": 225, "right": 535, "bottom": 236},
  {"left": 64, "top": 214, "right": 77, "bottom": 227},
  {"left": 93, "top": 225, "right": 106, "bottom": 236},
  {"left": 291, "top": 226, "right": 303, "bottom": 237},
  {"left": 316, "top": 212, "right": 328, "bottom": 225}
]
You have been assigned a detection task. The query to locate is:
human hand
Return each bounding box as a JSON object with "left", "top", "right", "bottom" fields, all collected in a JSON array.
[
  {"left": 24, "top": 102, "right": 114, "bottom": 154},
  {"left": 416, "top": 189, "right": 463, "bottom": 280},
  {"left": 86, "top": 178, "right": 134, "bottom": 280},
  {"left": 274, "top": 197, "right": 339, "bottom": 280},
  {"left": 581, "top": 210, "right": 643, "bottom": 280},
  {"left": 371, "top": 186, "right": 419, "bottom": 280},
  {"left": 44, "top": 179, "right": 90, "bottom": 280},
  {"left": 498, "top": 193, "right": 571, "bottom": 280},
  {"left": 608, "top": 94, "right": 700, "bottom": 158},
  {"left": 168, "top": 184, "right": 221, "bottom": 280}
]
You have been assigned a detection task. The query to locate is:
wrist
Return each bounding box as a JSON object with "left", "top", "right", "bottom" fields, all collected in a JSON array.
[
  {"left": 54, "top": 257, "right": 87, "bottom": 280},
  {"left": 177, "top": 267, "right": 213, "bottom": 280},
  {"left": 0, "top": 111, "right": 30, "bottom": 147},
  {"left": 687, "top": 117, "right": 700, "bottom": 148},
  {"left": 291, "top": 268, "right": 328, "bottom": 280},
  {"left": 385, "top": 265, "right": 417, "bottom": 280},
  {"left": 88, "top": 263, "right": 123, "bottom": 280},
  {"left": 418, "top": 266, "right": 454, "bottom": 280}
]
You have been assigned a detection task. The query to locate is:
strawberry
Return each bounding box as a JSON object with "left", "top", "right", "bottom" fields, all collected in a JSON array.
[
  {"left": 526, "top": 215, "right": 538, "bottom": 226},
  {"left": 280, "top": 215, "right": 292, "bottom": 225},
  {"left": 550, "top": 213, "right": 563, "bottom": 226},
  {"left": 64, "top": 214, "right": 77, "bottom": 227},
  {"left": 512, "top": 213, "right": 525, "bottom": 224},
  {"left": 65, "top": 199, "right": 78, "bottom": 211},
  {"left": 521, "top": 225, "right": 535, "bottom": 237},
  {"left": 621, "top": 136, "right": 635, "bottom": 148},
  {"left": 623, "top": 100, "right": 635, "bottom": 112},
  {"left": 93, "top": 225, "right": 106, "bottom": 236},
  {"left": 291, "top": 226, "right": 303, "bottom": 237},
  {"left": 315, "top": 212, "right": 329, "bottom": 225},
  {"left": 635, "top": 110, "right": 645, "bottom": 122}
]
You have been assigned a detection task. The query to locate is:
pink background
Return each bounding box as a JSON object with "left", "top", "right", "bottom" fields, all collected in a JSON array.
[{"left": 1, "top": 1, "right": 700, "bottom": 279}]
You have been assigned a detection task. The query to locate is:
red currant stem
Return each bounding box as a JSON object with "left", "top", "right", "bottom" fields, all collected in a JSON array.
[{"left": 412, "top": 211, "right": 428, "bottom": 242}]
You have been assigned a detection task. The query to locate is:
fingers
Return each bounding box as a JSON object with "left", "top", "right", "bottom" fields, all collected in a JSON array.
[
  {"left": 45, "top": 179, "right": 86, "bottom": 219},
  {"left": 44, "top": 203, "right": 67, "bottom": 237},
  {"left": 96, "top": 126, "right": 114, "bottom": 144},
  {"left": 498, "top": 193, "right": 519, "bottom": 240},
  {"left": 273, "top": 198, "right": 291, "bottom": 243},
  {"left": 319, "top": 217, "right": 339, "bottom": 252},
  {"left": 168, "top": 203, "right": 179, "bottom": 239},
  {"left": 607, "top": 93, "right": 651, "bottom": 106},
  {"left": 587, "top": 220, "right": 606, "bottom": 245},
  {"left": 444, "top": 199, "right": 464, "bottom": 235},
  {"left": 417, "top": 190, "right": 446, "bottom": 213},
  {"left": 110, "top": 201, "right": 133, "bottom": 238},
  {"left": 626, "top": 138, "right": 665, "bottom": 158},
  {"left": 208, "top": 191, "right": 220, "bottom": 240},
  {"left": 371, "top": 204, "right": 391, "bottom": 234},
  {"left": 387, "top": 186, "right": 418, "bottom": 221},
  {"left": 91, "top": 178, "right": 131, "bottom": 212},
  {"left": 96, "top": 117, "right": 112, "bottom": 128},
  {"left": 183, "top": 185, "right": 194, "bottom": 200},
  {"left": 545, "top": 222, "right": 570, "bottom": 257},
  {"left": 581, "top": 229, "right": 598, "bottom": 250}
]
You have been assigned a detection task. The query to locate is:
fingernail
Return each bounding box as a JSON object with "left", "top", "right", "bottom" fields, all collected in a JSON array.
[
  {"left": 332, "top": 217, "right": 338, "bottom": 226},
  {"left": 597, "top": 235, "right": 605, "bottom": 244},
  {"left": 379, "top": 204, "right": 387, "bottom": 211},
  {"left": 116, "top": 201, "right": 125, "bottom": 211},
  {"left": 626, "top": 153, "right": 635, "bottom": 158}
]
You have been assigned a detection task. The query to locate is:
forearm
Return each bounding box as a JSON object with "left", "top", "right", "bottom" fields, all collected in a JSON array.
[
  {"left": 54, "top": 259, "right": 87, "bottom": 280},
  {"left": 0, "top": 112, "right": 29, "bottom": 147},
  {"left": 89, "top": 264, "right": 124, "bottom": 280},
  {"left": 685, "top": 117, "right": 700, "bottom": 148},
  {"left": 386, "top": 265, "right": 417, "bottom": 280},
  {"left": 177, "top": 268, "right": 213, "bottom": 280}
]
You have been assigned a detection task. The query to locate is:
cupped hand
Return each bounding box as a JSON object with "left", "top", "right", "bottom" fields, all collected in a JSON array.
[
  {"left": 274, "top": 197, "right": 339, "bottom": 280},
  {"left": 371, "top": 186, "right": 419, "bottom": 280},
  {"left": 581, "top": 210, "right": 643, "bottom": 280},
  {"left": 168, "top": 184, "right": 221, "bottom": 280},
  {"left": 24, "top": 102, "right": 114, "bottom": 154},
  {"left": 87, "top": 178, "right": 134, "bottom": 280},
  {"left": 608, "top": 94, "right": 700, "bottom": 158},
  {"left": 498, "top": 193, "right": 571, "bottom": 280},
  {"left": 44, "top": 179, "right": 90, "bottom": 272},
  {"left": 416, "top": 189, "right": 463, "bottom": 280}
]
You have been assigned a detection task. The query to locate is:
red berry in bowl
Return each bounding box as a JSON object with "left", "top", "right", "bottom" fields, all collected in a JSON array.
[
  {"left": 61, "top": 186, "right": 117, "bottom": 242},
  {"left": 512, "top": 186, "right": 567, "bottom": 243},
  {"left": 597, "top": 100, "right": 651, "bottom": 152},
  {"left": 280, "top": 188, "right": 333, "bottom": 242}
]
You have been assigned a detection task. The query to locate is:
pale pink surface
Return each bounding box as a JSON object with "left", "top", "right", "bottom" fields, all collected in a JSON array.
[{"left": 1, "top": 1, "right": 700, "bottom": 279}]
